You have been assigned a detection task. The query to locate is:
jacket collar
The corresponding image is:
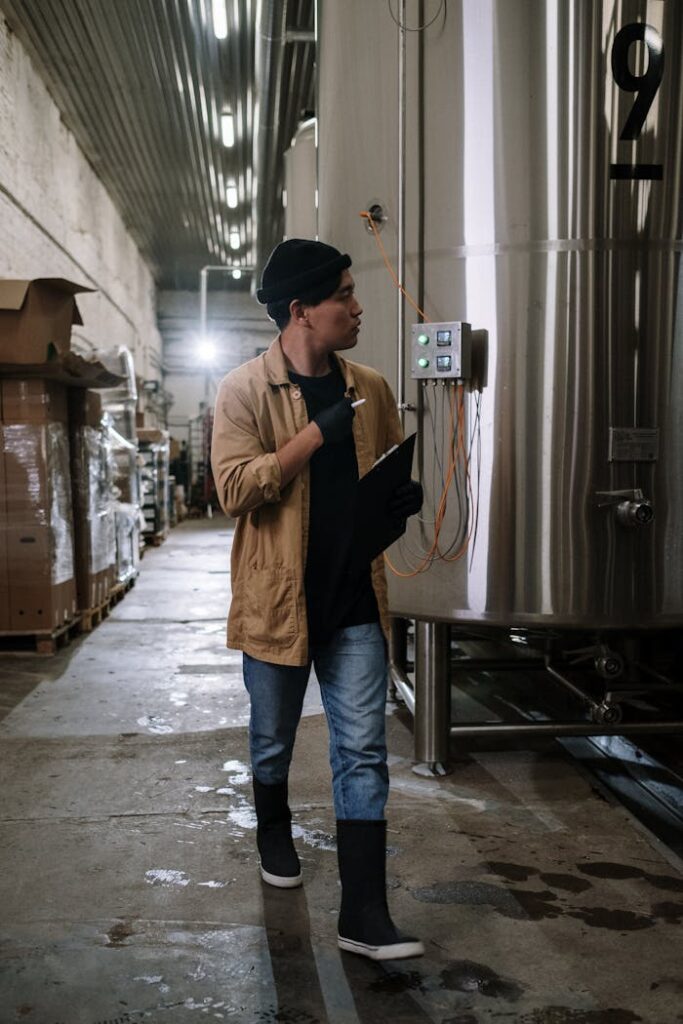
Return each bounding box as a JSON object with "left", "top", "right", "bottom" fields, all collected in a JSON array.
[
  {"left": 262, "top": 336, "right": 358, "bottom": 394},
  {"left": 262, "top": 336, "right": 290, "bottom": 385}
]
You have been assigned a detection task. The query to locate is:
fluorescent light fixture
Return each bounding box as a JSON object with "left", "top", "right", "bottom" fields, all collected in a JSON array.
[
  {"left": 229, "top": 229, "right": 240, "bottom": 250},
  {"left": 212, "top": 0, "right": 228, "bottom": 39},
  {"left": 221, "top": 111, "right": 235, "bottom": 147},
  {"left": 282, "top": 188, "right": 287, "bottom": 209},
  {"left": 232, "top": 268, "right": 242, "bottom": 280},
  {"left": 226, "top": 180, "right": 238, "bottom": 208}
]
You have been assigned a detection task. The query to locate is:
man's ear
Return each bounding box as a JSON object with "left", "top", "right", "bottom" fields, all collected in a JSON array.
[{"left": 289, "top": 299, "right": 310, "bottom": 327}]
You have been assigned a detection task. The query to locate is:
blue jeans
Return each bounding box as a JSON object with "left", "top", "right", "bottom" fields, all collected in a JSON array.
[{"left": 243, "top": 623, "right": 389, "bottom": 819}]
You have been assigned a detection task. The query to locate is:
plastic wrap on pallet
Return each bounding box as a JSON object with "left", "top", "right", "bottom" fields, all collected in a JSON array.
[
  {"left": 1, "top": 422, "right": 74, "bottom": 584},
  {"left": 49, "top": 423, "right": 75, "bottom": 584},
  {"left": 107, "top": 420, "right": 140, "bottom": 507},
  {"left": 114, "top": 501, "right": 140, "bottom": 584},
  {"left": 72, "top": 425, "right": 116, "bottom": 574},
  {"left": 2, "top": 423, "right": 49, "bottom": 525},
  {"left": 94, "top": 346, "right": 138, "bottom": 404}
]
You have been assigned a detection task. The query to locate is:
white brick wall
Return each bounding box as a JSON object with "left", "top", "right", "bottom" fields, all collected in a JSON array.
[{"left": 0, "top": 15, "right": 162, "bottom": 382}]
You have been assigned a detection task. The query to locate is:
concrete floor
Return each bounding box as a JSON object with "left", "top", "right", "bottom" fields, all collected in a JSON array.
[{"left": 0, "top": 517, "right": 682, "bottom": 1024}]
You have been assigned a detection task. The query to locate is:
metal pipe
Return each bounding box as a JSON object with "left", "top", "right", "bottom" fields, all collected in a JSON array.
[
  {"left": 389, "top": 616, "right": 409, "bottom": 701},
  {"left": 200, "top": 267, "right": 209, "bottom": 340},
  {"left": 635, "top": 661, "right": 680, "bottom": 687},
  {"left": 286, "top": 31, "right": 315, "bottom": 43},
  {"left": 390, "top": 663, "right": 416, "bottom": 716},
  {"left": 396, "top": 0, "right": 407, "bottom": 426},
  {"left": 450, "top": 722, "right": 683, "bottom": 737},
  {"left": 254, "top": 0, "right": 289, "bottom": 281},
  {"left": 414, "top": 620, "right": 450, "bottom": 763},
  {"left": 545, "top": 664, "right": 600, "bottom": 711},
  {"left": 451, "top": 658, "right": 546, "bottom": 671},
  {"left": 389, "top": 616, "right": 409, "bottom": 674}
]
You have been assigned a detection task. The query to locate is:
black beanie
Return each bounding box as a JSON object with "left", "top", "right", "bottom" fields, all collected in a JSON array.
[{"left": 256, "top": 238, "right": 351, "bottom": 304}]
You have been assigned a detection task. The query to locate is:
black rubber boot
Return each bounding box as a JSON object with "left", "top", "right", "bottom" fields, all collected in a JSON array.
[
  {"left": 336, "top": 819, "right": 424, "bottom": 960},
  {"left": 253, "top": 778, "right": 302, "bottom": 888}
]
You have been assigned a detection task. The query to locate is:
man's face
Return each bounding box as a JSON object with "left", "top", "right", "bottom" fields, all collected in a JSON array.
[{"left": 303, "top": 270, "right": 363, "bottom": 351}]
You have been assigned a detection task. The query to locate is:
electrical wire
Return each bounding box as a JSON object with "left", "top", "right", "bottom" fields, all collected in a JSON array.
[
  {"left": 386, "top": 0, "right": 447, "bottom": 33},
  {"left": 359, "top": 209, "right": 482, "bottom": 578}
]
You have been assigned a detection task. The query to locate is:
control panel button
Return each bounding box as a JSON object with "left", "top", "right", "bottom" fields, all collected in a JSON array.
[
  {"left": 417, "top": 333, "right": 430, "bottom": 345},
  {"left": 417, "top": 357, "right": 430, "bottom": 369},
  {"left": 436, "top": 355, "right": 452, "bottom": 371}
]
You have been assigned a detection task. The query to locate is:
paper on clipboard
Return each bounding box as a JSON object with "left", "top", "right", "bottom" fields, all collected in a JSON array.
[{"left": 351, "top": 433, "right": 417, "bottom": 571}]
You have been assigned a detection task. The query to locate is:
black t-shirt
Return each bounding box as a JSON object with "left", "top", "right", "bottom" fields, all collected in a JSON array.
[{"left": 288, "top": 364, "right": 378, "bottom": 648}]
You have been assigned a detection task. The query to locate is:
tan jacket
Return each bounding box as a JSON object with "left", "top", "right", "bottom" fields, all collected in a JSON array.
[{"left": 211, "top": 337, "right": 403, "bottom": 666}]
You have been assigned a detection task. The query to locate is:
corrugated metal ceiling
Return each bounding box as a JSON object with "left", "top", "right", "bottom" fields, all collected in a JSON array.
[{"left": 0, "top": 0, "right": 315, "bottom": 290}]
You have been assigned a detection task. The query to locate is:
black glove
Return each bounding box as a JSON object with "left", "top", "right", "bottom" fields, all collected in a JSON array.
[
  {"left": 313, "top": 398, "right": 355, "bottom": 444},
  {"left": 387, "top": 479, "right": 423, "bottom": 525}
]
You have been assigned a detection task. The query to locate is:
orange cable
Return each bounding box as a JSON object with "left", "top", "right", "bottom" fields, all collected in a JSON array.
[
  {"left": 359, "top": 212, "right": 431, "bottom": 323},
  {"left": 360, "top": 210, "right": 477, "bottom": 575}
]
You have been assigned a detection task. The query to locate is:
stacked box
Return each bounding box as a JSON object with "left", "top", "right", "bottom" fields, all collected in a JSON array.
[
  {"left": 0, "top": 432, "right": 7, "bottom": 628},
  {"left": 0, "top": 278, "right": 92, "bottom": 365},
  {"left": 0, "top": 379, "right": 77, "bottom": 632},
  {"left": 68, "top": 389, "right": 117, "bottom": 610}
]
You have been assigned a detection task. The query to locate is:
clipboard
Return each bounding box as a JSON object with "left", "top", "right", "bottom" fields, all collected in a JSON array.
[{"left": 351, "top": 432, "right": 417, "bottom": 571}]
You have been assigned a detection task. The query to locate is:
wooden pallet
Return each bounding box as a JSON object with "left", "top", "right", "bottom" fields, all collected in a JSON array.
[
  {"left": 79, "top": 576, "right": 138, "bottom": 632},
  {"left": 144, "top": 529, "right": 168, "bottom": 547},
  {"left": 78, "top": 597, "right": 110, "bottom": 634},
  {"left": 109, "top": 575, "right": 136, "bottom": 606},
  {"left": 0, "top": 615, "right": 82, "bottom": 655}
]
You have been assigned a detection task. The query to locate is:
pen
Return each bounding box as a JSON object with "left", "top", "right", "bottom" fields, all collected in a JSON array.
[{"left": 351, "top": 398, "right": 366, "bottom": 408}]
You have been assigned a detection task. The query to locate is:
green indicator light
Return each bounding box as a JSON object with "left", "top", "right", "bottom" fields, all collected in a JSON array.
[
  {"left": 417, "top": 357, "right": 430, "bottom": 369},
  {"left": 418, "top": 333, "right": 429, "bottom": 345}
]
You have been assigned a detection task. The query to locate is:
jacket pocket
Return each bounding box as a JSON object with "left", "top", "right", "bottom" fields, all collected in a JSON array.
[{"left": 242, "top": 568, "right": 299, "bottom": 647}]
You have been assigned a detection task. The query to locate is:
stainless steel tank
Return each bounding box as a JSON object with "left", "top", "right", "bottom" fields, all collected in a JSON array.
[{"left": 317, "top": 0, "right": 683, "bottom": 631}]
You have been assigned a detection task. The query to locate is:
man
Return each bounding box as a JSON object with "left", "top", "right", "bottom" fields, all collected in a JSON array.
[{"left": 211, "top": 238, "right": 424, "bottom": 961}]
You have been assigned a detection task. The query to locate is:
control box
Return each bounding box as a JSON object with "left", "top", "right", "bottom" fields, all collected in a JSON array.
[{"left": 410, "top": 321, "right": 472, "bottom": 380}]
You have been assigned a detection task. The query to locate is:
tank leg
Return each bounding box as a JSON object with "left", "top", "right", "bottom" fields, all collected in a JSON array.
[
  {"left": 388, "top": 617, "right": 408, "bottom": 701},
  {"left": 413, "top": 620, "right": 452, "bottom": 776}
]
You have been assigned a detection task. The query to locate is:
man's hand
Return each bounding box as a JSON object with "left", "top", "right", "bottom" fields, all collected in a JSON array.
[
  {"left": 313, "top": 398, "right": 355, "bottom": 444},
  {"left": 388, "top": 479, "right": 423, "bottom": 526}
]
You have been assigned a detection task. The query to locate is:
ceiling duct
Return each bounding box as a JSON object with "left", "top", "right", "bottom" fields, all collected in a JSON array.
[
  {"left": 254, "top": 0, "right": 289, "bottom": 284},
  {"left": 253, "top": 0, "right": 316, "bottom": 287}
]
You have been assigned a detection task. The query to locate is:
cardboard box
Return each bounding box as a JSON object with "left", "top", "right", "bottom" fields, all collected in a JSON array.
[
  {"left": 0, "top": 279, "right": 92, "bottom": 364},
  {"left": 1, "top": 378, "right": 68, "bottom": 425},
  {"left": 5, "top": 525, "right": 76, "bottom": 631},
  {"left": 3, "top": 424, "right": 69, "bottom": 525},
  {"left": 7, "top": 580, "right": 77, "bottom": 632},
  {"left": 137, "top": 427, "right": 167, "bottom": 444},
  {"left": 68, "top": 388, "right": 103, "bottom": 429},
  {"left": 72, "top": 508, "right": 116, "bottom": 612},
  {"left": 0, "top": 425, "right": 8, "bottom": 631},
  {"left": 69, "top": 415, "right": 117, "bottom": 612},
  {"left": 0, "top": 380, "right": 76, "bottom": 633},
  {"left": 2, "top": 381, "right": 70, "bottom": 530},
  {"left": 0, "top": 351, "right": 124, "bottom": 389},
  {"left": 76, "top": 564, "right": 111, "bottom": 610}
]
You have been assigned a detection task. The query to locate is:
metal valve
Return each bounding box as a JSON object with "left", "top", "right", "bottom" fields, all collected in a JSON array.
[
  {"left": 615, "top": 499, "right": 654, "bottom": 527},
  {"left": 596, "top": 488, "right": 654, "bottom": 527}
]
